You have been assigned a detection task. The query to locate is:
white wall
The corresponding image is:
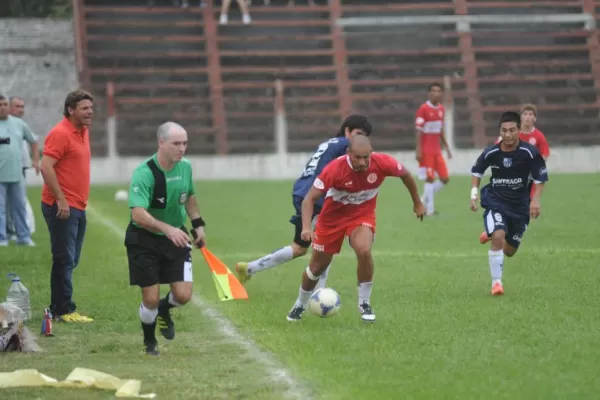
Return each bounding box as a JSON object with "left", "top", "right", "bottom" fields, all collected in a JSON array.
[
  {"left": 23, "top": 146, "right": 600, "bottom": 186},
  {"left": 0, "top": 19, "right": 78, "bottom": 136}
]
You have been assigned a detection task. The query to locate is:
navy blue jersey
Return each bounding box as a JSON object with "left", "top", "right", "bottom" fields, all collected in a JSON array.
[
  {"left": 471, "top": 141, "right": 548, "bottom": 219},
  {"left": 292, "top": 137, "right": 349, "bottom": 206}
]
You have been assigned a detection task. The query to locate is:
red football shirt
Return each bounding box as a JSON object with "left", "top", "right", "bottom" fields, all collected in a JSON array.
[
  {"left": 494, "top": 127, "right": 550, "bottom": 159},
  {"left": 42, "top": 117, "right": 91, "bottom": 210},
  {"left": 520, "top": 128, "right": 550, "bottom": 158},
  {"left": 312, "top": 153, "right": 407, "bottom": 228},
  {"left": 415, "top": 101, "right": 445, "bottom": 155}
]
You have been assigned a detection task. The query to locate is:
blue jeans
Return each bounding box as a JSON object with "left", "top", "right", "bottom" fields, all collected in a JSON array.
[
  {"left": 6, "top": 168, "right": 28, "bottom": 236},
  {"left": 0, "top": 181, "right": 31, "bottom": 243},
  {"left": 41, "top": 202, "right": 87, "bottom": 316}
]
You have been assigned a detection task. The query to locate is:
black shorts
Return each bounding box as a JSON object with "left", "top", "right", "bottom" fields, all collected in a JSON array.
[
  {"left": 483, "top": 209, "right": 529, "bottom": 249},
  {"left": 124, "top": 223, "right": 193, "bottom": 287},
  {"left": 289, "top": 195, "right": 322, "bottom": 248}
]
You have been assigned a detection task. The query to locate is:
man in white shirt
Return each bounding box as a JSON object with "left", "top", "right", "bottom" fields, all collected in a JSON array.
[{"left": 6, "top": 96, "right": 38, "bottom": 240}]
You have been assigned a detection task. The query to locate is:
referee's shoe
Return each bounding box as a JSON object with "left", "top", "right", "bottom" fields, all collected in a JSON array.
[{"left": 157, "top": 297, "right": 175, "bottom": 340}]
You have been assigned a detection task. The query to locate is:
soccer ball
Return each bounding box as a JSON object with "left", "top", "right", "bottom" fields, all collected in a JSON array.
[
  {"left": 308, "top": 288, "right": 341, "bottom": 318},
  {"left": 114, "top": 190, "right": 128, "bottom": 202}
]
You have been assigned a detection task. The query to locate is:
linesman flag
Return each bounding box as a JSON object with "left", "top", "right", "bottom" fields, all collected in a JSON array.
[
  {"left": 190, "top": 228, "right": 248, "bottom": 301},
  {"left": 200, "top": 247, "right": 248, "bottom": 301}
]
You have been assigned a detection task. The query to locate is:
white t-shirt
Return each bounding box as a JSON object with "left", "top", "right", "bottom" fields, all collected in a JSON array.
[{"left": 21, "top": 131, "right": 37, "bottom": 169}]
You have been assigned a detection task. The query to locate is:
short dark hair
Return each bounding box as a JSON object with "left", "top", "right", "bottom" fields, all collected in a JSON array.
[
  {"left": 63, "top": 90, "right": 93, "bottom": 117},
  {"left": 336, "top": 114, "right": 372, "bottom": 137},
  {"left": 429, "top": 82, "right": 444, "bottom": 91},
  {"left": 499, "top": 111, "right": 521, "bottom": 128},
  {"left": 0, "top": 94, "right": 7, "bottom": 101}
]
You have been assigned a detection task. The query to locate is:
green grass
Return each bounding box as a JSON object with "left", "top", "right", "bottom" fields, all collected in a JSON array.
[{"left": 1, "top": 174, "right": 600, "bottom": 399}]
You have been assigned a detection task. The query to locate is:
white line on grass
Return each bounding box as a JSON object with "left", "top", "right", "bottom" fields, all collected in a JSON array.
[
  {"left": 85, "top": 205, "right": 310, "bottom": 400},
  {"left": 86, "top": 204, "right": 598, "bottom": 398}
]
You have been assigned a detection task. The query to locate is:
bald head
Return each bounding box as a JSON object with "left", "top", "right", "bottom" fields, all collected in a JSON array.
[
  {"left": 349, "top": 134, "right": 372, "bottom": 152},
  {"left": 157, "top": 121, "right": 186, "bottom": 141},
  {"left": 347, "top": 135, "right": 372, "bottom": 171},
  {"left": 157, "top": 121, "right": 188, "bottom": 165}
]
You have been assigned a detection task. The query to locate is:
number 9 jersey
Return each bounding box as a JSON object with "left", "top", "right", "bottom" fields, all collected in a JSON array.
[{"left": 292, "top": 137, "right": 350, "bottom": 207}]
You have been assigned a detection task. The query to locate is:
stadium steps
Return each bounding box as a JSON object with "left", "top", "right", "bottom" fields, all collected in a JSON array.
[
  {"left": 339, "top": 4, "right": 472, "bottom": 149},
  {"left": 215, "top": 4, "right": 336, "bottom": 152},
  {"left": 78, "top": 0, "right": 600, "bottom": 155},
  {"left": 470, "top": 19, "right": 599, "bottom": 145},
  {"left": 82, "top": 4, "right": 213, "bottom": 154}
]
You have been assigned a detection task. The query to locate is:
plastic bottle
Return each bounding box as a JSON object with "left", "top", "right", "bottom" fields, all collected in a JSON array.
[{"left": 6, "top": 273, "right": 31, "bottom": 321}]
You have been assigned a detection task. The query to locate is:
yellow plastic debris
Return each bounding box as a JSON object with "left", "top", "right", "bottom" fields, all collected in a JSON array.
[{"left": 0, "top": 367, "right": 156, "bottom": 398}]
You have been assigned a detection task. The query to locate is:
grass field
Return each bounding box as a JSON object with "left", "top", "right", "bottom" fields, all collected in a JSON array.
[{"left": 1, "top": 174, "right": 600, "bottom": 399}]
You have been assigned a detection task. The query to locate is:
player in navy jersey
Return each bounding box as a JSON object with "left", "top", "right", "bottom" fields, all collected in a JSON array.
[
  {"left": 470, "top": 111, "right": 548, "bottom": 296},
  {"left": 235, "top": 115, "right": 373, "bottom": 286}
]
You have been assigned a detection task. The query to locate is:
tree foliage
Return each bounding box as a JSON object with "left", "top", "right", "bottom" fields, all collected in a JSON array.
[{"left": 0, "top": 0, "right": 72, "bottom": 19}]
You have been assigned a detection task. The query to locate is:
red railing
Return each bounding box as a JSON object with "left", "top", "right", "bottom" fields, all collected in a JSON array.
[{"left": 76, "top": 0, "right": 600, "bottom": 155}]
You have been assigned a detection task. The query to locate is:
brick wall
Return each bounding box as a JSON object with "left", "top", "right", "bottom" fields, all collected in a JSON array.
[{"left": 0, "top": 19, "right": 78, "bottom": 137}]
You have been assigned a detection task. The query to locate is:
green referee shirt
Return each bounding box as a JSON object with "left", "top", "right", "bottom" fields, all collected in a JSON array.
[{"left": 128, "top": 153, "right": 195, "bottom": 234}]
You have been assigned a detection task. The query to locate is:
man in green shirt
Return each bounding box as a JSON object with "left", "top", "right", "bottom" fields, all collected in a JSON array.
[
  {"left": 125, "top": 121, "right": 206, "bottom": 356},
  {"left": 0, "top": 94, "right": 39, "bottom": 246}
]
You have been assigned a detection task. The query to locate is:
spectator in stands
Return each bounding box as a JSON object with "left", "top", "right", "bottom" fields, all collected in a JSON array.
[
  {"left": 286, "top": 0, "right": 316, "bottom": 5},
  {"left": 5, "top": 96, "right": 38, "bottom": 241},
  {"left": 219, "top": 0, "right": 252, "bottom": 25},
  {"left": 0, "top": 94, "right": 38, "bottom": 247}
]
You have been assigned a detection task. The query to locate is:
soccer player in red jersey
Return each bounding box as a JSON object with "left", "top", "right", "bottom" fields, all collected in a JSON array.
[
  {"left": 415, "top": 83, "right": 452, "bottom": 216},
  {"left": 517, "top": 104, "right": 550, "bottom": 158},
  {"left": 286, "top": 135, "right": 425, "bottom": 323},
  {"left": 519, "top": 104, "right": 550, "bottom": 198}
]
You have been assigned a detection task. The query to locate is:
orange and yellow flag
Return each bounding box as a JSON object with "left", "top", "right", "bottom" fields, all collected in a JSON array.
[{"left": 200, "top": 247, "right": 248, "bottom": 301}]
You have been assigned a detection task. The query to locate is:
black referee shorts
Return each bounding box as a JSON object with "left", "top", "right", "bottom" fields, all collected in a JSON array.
[{"left": 124, "top": 223, "right": 193, "bottom": 288}]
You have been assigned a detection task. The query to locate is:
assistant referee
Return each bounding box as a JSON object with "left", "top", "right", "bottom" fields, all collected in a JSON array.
[{"left": 125, "top": 121, "right": 206, "bottom": 356}]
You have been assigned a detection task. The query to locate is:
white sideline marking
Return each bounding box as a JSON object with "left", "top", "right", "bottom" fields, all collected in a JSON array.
[
  {"left": 86, "top": 205, "right": 309, "bottom": 400},
  {"left": 86, "top": 204, "right": 598, "bottom": 399}
]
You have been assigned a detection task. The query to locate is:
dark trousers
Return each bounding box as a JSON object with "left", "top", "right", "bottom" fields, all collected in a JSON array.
[{"left": 41, "top": 202, "right": 87, "bottom": 316}]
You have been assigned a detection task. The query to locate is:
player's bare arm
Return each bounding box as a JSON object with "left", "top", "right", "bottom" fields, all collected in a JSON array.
[
  {"left": 530, "top": 183, "right": 544, "bottom": 219},
  {"left": 400, "top": 173, "right": 426, "bottom": 220},
  {"left": 131, "top": 207, "right": 190, "bottom": 248},
  {"left": 415, "top": 128, "right": 422, "bottom": 162},
  {"left": 185, "top": 195, "right": 206, "bottom": 247},
  {"left": 300, "top": 186, "right": 324, "bottom": 241},
  {"left": 30, "top": 142, "right": 40, "bottom": 174},
  {"left": 440, "top": 128, "right": 452, "bottom": 159},
  {"left": 40, "top": 155, "right": 69, "bottom": 220},
  {"left": 470, "top": 175, "right": 481, "bottom": 212},
  {"left": 541, "top": 136, "right": 550, "bottom": 161}
]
